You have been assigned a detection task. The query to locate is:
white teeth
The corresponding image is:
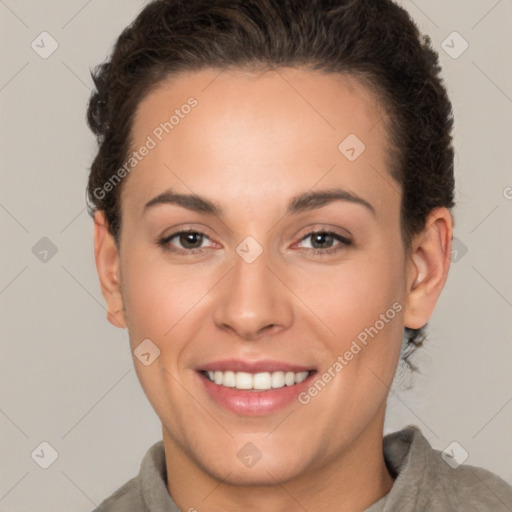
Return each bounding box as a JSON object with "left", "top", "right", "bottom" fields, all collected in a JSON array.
[
  {"left": 284, "top": 371, "right": 295, "bottom": 386},
  {"left": 253, "top": 372, "right": 272, "bottom": 390},
  {"left": 271, "top": 371, "right": 285, "bottom": 388},
  {"left": 295, "top": 371, "right": 309, "bottom": 384},
  {"left": 204, "top": 370, "right": 310, "bottom": 390},
  {"left": 223, "top": 371, "right": 236, "bottom": 388},
  {"left": 235, "top": 372, "right": 253, "bottom": 390}
]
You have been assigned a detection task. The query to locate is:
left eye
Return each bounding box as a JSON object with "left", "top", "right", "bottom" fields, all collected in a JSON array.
[{"left": 295, "top": 231, "right": 352, "bottom": 253}]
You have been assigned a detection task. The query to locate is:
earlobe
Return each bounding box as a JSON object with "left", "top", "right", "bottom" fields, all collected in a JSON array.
[
  {"left": 93, "top": 210, "right": 127, "bottom": 329},
  {"left": 403, "top": 208, "right": 453, "bottom": 329}
]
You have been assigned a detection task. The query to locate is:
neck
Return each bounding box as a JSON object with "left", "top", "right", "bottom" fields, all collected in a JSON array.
[{"left": 163, "top": 406, "right": 394, "bottom": 512}]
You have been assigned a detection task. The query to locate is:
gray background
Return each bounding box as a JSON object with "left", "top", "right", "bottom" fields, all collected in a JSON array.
[{"left": 0, "top": 1, "right": 511, "bottom": 510}]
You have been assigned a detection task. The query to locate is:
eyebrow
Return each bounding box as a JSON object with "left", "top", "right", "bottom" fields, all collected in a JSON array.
[{"left": 142, "top": 186, "right": 376, "bottom": 218}]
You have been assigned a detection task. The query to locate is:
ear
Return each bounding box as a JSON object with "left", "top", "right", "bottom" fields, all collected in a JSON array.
[
  {"left": 403, "top": 207, "right": 453, "bottom": 329},
  {"left": 93, "top": 210, "right": 127, "bottom": 329}
]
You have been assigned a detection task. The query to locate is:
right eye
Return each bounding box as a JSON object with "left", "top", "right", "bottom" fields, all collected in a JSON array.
[{"left": 157, "top": 230, "right": 215, "bottom": 255}]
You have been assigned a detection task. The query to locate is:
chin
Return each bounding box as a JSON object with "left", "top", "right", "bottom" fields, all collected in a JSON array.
[{"left": 201, "top": 457, "right": 308, "bottom": 487}]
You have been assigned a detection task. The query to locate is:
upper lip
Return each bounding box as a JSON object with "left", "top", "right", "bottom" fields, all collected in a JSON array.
[{"left": 198, "top": 359, "right": 315, "bottom": 374}]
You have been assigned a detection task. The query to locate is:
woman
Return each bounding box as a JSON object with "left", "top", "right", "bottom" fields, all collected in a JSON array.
[{"left": 87, "top": 0, "right": 512, "bottom": 510}]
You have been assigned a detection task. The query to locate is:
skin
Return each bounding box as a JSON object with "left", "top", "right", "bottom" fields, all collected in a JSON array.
[{"left": 94, "top": 67, "right": 452, "bottom": 512}]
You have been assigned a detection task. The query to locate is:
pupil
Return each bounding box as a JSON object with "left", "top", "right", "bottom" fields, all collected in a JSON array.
[
  {"left": 313, "top": 233, "right": 331, "bottom": 249},
  {"left": 181, "top": 232, "right": 201, "bottom": 248}
]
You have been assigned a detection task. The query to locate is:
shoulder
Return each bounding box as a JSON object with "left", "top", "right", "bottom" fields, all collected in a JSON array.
[
  {"left": 424, "top": 438, "right": 512, "bottom": 510},
  {"left": 90, "top": 440, "right": 167, "bottom": 512},
  {"left": 90, "top": 475, "right": 142, "bottom": 512},
  {"left": 383, "top": 426, "right": 512, "bottom": 511}
]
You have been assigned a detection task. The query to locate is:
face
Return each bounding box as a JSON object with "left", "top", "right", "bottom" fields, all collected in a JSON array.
[{"left": 98, "top": 67, "right": 429, "bottom": 486}]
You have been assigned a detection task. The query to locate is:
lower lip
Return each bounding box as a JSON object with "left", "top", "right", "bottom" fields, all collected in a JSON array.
[{"left": 197, "top": 371, "right": 316, "bottom": 416}]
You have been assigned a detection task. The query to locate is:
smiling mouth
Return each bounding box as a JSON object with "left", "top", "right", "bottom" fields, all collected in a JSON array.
[{"left": 199, "top": 369, "right": 316, "bottom": 391}]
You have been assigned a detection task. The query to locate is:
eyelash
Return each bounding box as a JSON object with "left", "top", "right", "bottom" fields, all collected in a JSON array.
[{"left": 156, "top": 228, "right": 352, "bottom": 257}]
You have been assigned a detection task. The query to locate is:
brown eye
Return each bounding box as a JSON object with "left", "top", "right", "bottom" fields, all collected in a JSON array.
[
  {"left": 176, "top": 232, "right": 204, "bottom": 249},
  {"left": 158, "top": 230, "right": 213, "bottom": 254}
]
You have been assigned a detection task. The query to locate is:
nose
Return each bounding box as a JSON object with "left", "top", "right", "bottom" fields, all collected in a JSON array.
[{"left": 212, "top": 245, "right": 294, "bottom": 341}]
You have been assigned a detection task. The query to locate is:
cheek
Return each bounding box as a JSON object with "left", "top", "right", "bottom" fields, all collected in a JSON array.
[
  {"left": 298, "top": 247, "right": 406, "bottom": 397},
  {"left": 298, "top": 255, "right": 405, "bottom": 415},
  {"left": 120, "top": 246, "right": 232, "bottom": 375},
  {"left": 120, "top": 250, "right": 206, "bottom": 405},
  {"left": 120, "top": 248, "right": 206, "bottom": 347},
  {"left": 295, "top": 249, "right": 405, "bottom": 336}
]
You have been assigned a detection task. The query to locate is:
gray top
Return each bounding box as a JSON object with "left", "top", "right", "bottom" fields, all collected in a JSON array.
[{"left": 92, "top": 425, "right": 512, "bottom": 511}]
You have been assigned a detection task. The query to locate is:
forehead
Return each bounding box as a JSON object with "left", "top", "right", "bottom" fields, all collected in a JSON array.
[{"left": 122, "top": 67, "right": 397, "bottom": 219}]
